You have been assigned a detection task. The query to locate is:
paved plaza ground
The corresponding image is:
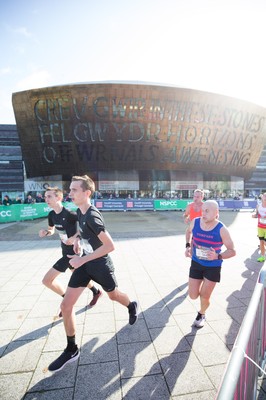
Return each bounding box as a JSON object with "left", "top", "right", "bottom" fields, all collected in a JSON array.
[{"left": 0, "top": 210, "right": 265, "bottom": 399}]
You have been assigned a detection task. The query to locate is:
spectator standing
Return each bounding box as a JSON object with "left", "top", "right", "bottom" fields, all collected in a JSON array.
[
  {"left": 24, "top": 194, "right": 34, "bottom": 204},
  {"left": 36, "top": 193, "right": 45, "bottom": 203},
  {"left": 3, "top": 195, "right": 12, "bottom": 206}
]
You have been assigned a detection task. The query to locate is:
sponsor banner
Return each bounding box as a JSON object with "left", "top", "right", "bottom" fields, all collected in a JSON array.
[
  {"left": 0, "top": 202, "right": 78, "bottom": 223},
  {"left": 95, "top": 200, "right": 126, "bottom": 210},
  {"left": 154, "top": 199, "right": 189, "bottom": 210},
  {"left": 217, "top": 200, "right": 256, "bottom": 210},
  {"left": 95, "top": 199, "right": 154, "bottom": 211},
  {"left": 237, "top": 200, "right": 256, "bottom": 209},
  {"left": 0, "top": 199, "right": 258, "bottom": 223},
  {"left": 19, "top": 204, "right": 49, "bottom": 220},
  {"left": 126, "top": 200, "right": 154, "bottom": 210},
  {"left": 217, "top": 200, "right": 235, "bottom": 210},
  {"left": 0, "top": 208, "right": 13, "bottom": 221},
  {"left": 0, "top": 204, "right": 48, "bottom": 223}
]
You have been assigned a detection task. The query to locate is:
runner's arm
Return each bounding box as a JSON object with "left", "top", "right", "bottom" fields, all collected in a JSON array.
[
  {"left": 218, "top": 226, "right": 236, "bottom": 259},
  {"left": 39, "top": 226, "right": 55, "bottom": 237},
  {"left": 183, "top": 204, "right": 191, "bottom": 224},
  {"left": 69, "top": 230, "right": 115, "bottom": 269},
  {"left": 185, "top": 219, "right": 195, "bottom": 258}
]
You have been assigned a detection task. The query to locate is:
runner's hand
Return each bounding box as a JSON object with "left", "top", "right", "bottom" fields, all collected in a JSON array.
[
  {"left": 67, "top": 254, "right": 84, "bottom": 269},
  {"left": 185, "top": 247, "right": 191, "bottom": 258},
  {"left": 39, "top": 229, "right": 48, "bottom": 238},
  {"left": 208, "top": 247, "right": 218, "bottom": 260},
  {"left": 73, "top": 237, "right": 81, "bottom": 254}
]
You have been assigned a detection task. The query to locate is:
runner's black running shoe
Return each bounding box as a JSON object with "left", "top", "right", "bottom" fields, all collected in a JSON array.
[
  {"left": 128, "top": 301, "right": 139, "bottom": 325},
  {"left": 48, "top": 346, "right": 79, "bottom": 372}
]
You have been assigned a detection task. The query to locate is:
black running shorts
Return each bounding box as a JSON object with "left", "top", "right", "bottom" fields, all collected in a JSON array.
[
  {"left": 68, "top": 255, "right": 118, "bottom": 292},
  {"left": 53, "top": 256, "right": 74, "bottom": 272},
  {"left": 189, "top": 260, "right": 221, "bottom": 282}
]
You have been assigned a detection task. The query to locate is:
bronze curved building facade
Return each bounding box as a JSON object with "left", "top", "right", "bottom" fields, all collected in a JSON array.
[{"left": 12, "top": 82, "right": 266, "bottom": 196}]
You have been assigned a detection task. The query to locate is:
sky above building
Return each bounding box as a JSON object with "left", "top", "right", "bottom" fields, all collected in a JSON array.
[{"left": 1, "top": 0, "right": 266, "bottom": 124}]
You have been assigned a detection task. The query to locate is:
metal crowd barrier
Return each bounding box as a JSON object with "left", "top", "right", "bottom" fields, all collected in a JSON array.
[{"left": 216, "top": 264, "right": 266, "bottom": 400}]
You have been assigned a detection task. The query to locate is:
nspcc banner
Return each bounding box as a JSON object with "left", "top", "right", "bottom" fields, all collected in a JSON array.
[{"left": 0, "top": 202, "right": 78, "bottom": 223}]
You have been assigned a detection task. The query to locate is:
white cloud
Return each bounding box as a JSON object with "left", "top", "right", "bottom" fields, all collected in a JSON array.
[
  {"left": 16, "top": 46, "right": 26, "bottom": 55},
  {"left": 0, "top": 90, "right": 15, "bottom": 124},
  {"left": 16, "top": 70, "right": 51, "bottom": 91},
  {"left": 0, "top": 67, "right": 11, "bottom": 75},
  {"left": 14, "top": 26, "right": 32, "bottom": 38}
]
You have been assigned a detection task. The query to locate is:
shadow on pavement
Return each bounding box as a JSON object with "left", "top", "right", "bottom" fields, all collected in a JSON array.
[{"left": 23, "top": 284, "right": 192, "bottom": 398}]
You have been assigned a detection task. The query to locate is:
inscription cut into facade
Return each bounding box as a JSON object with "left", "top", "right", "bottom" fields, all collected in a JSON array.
[{"left": 12, "top": 83, "right": 266, "bottom": 178}]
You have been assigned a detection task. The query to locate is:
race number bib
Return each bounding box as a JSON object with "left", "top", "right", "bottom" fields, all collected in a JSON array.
[
  {"left": 59, "top": 232, "right": 68, "bottom": 243},
  {"left": 82, "top": 241, "right": 93, "bottom": 255},
  {"left": 195, "top": 246, "right": 209, "bottom": 260},
  {"left": 259, "top": 217, "right": 266, "bottom": 225}
]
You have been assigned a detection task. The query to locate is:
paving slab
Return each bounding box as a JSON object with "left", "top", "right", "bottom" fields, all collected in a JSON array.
[{"left": 0, "top": 210, "right": 263, "bottom": 399}]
